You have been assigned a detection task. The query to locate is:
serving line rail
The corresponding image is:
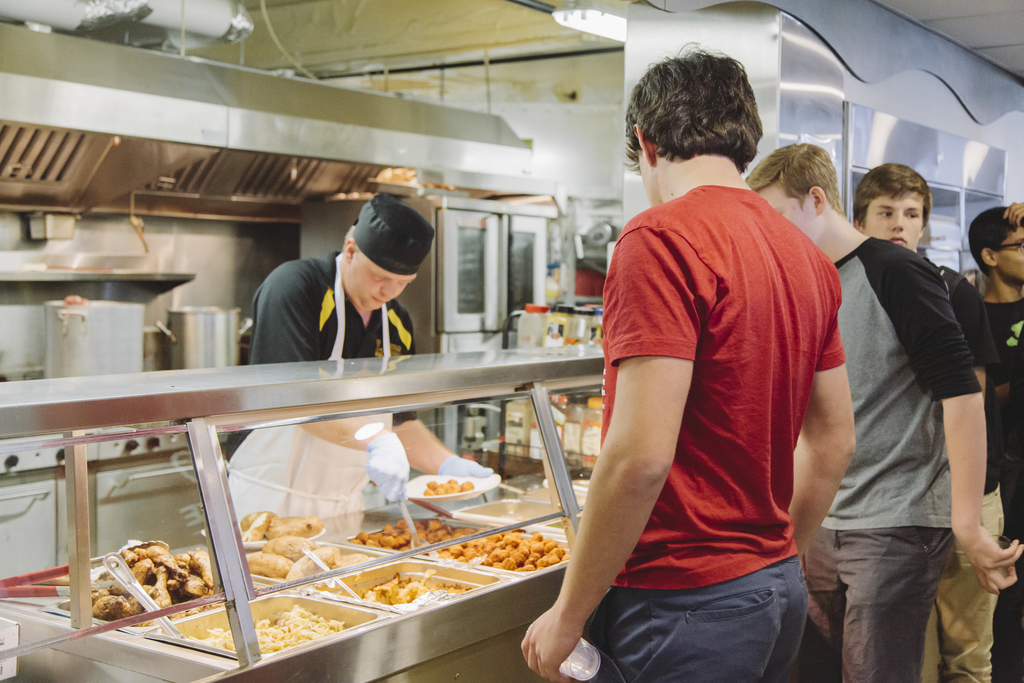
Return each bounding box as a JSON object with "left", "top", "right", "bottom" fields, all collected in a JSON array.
[
  {"left": 0, "top": 347, "right": 603, "bottom": 439},
  {"left": 0, "top": 347, "right": 602, "bottom": 682}
]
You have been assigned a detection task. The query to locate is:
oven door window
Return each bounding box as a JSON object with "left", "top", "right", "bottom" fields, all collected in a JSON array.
[
  {"left": 458, "top": 226, "right": 486, "bottom": 315},
  {"left": 508, "top": 231, "right": 535, "bottom": 314}
]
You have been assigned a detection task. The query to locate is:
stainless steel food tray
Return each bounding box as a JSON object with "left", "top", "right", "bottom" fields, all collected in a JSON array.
[
  {"left": 324, "top": 561, "right": 505, "bottom": 605},
  {"left": 426, "top": 532, "right": 571, "bottom": 579},
  {"left": 455, "top": 500, "right": 557, "bottom": 521},
  {"left": 145, "top": 594, "right": 385, "bottom": 660},
  {"left": 452, "top": 500, "right": 567, "bottom": 537},
  {"left": 343, "top": 518, "right": 489, "bottom": 554},
  {"left": 248, "top": 543, "right": 389, "bottom": 583}
]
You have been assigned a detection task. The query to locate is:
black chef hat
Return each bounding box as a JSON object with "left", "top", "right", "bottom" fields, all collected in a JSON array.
[{"left": 352, "top": 194, "right": 434, "bottom": 276}]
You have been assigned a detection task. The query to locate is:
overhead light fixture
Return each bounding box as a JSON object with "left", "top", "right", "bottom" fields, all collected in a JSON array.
[{"left": 552, "top": 0, "right": 627, "bottom": 43}]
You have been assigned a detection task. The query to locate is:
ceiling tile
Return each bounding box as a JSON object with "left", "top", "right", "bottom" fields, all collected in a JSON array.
[
  {"left": 926, "top": 11, "right": 1024, "bottom": 49},
  {"left": 872, "top": 0, "right": 1024, "bottom": 22}
]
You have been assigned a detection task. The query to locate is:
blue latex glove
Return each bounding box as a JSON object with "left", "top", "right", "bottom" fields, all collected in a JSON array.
[
  {"left": 365, "top": 432, "right": 410, "bottom": 502},
  {"left": 437, "top": 455, "right": 494, "bottom": 478}
]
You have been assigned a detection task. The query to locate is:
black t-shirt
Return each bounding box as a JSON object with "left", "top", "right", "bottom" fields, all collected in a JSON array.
[
  {"left": 939, "top": 266, "right": 1002, "bottom": 493},
  {"left": 986, "top": 299, "right": 1024, "bottom": 391},
  {"left": 249, "top": 251, "right": 416, "bottom": 364},
  {"left": 986, "top": 298, "right": 1024, "bottom": 529}
]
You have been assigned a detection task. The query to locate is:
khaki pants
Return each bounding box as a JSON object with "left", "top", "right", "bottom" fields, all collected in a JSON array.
[{"left": 922, "top": 487, "right": 1004, "bottom": 683}]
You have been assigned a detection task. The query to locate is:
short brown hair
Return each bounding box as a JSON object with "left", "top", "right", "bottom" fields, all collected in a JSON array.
[
  {"left": 746, "top": 144, "right": 842, "bottom": 212},
  {"left": 853, "top": 163, "right": 932, "bottom": 227},
  {"left": 625, "top": 47, "right": 762, "bottom": 174}
]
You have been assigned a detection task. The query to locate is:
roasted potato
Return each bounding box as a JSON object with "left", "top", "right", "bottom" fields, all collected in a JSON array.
[
  {"left": 246, "top": 552, "right": 294, "bottom": 579},
  {"left": 242, "top": 512, "right": 273, "bottom": 542},
  {"left": 266, "top": 516, "right": 324, "bottom": 540},
  {"left": 284, "top": 547, "right": 364, "bottom": 581},
  {"left": 239, "top": 511, "right": 276, "bottom": 533},
  {"left": 262, "top": 535, "right": 319, "bottom": 562}
]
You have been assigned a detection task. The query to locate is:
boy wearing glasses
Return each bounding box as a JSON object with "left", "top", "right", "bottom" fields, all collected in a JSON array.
[
  {"left": 854, "top": 164, "right": 1004, "bottom": 683},
  {"left": 970, "top": 202, "right": 1024, "bottom": 682}
]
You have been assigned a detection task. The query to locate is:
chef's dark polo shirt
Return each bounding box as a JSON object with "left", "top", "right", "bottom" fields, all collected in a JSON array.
[
  {"left": 249, "top": 250, "right": 416, "bottom": 364},
  {"left": 222, "top": 251, "right": 416, "bottom": 458}
]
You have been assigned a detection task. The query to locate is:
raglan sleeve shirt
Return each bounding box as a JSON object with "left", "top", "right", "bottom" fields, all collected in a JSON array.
[{"left": 876, "top": 256, "right": 980, "bottom": 399}]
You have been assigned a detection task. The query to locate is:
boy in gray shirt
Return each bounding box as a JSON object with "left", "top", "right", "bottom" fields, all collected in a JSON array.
[{"left": 748, "top": 145, "right": 1020, "bottom": 683}]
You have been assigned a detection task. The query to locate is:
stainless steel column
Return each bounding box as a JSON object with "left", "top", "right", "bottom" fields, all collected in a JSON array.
[
  {"left": 64, "top": 431, "right": 91, "bottom": 628},
  {"left": 530, "top": 383, "right": 581, "bottom": 544},
  {"left": 186, "top": 418, "right": 261, "bottom": 666}
]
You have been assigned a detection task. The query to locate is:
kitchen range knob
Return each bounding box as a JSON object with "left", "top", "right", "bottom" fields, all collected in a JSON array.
[
  {"left": 4, "top": 455, "right": 18, "bottom": 470},
  {"left": 124, "top": 440, "right": 139, "bottom": 453},
  {"left": 146, "top": 437, "right": 160, "bottom": 450},
  {"left": 55, "top": 449, "right": 65, "bottom": 463}
]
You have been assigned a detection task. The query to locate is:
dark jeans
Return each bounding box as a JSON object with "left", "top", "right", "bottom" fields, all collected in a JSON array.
[
  {"left": 589, "top": 556, "right": 807, "bottom": 683},
  {"left": 795, "top": 526, "right": 954, "bottom": 683},
  {"left": 991, "top": 555, "right": 1024, "bottom": 683}
]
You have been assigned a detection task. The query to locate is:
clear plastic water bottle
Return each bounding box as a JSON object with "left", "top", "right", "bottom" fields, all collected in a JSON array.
[{"left": 559, "top": 638, "right": 601, "bottom": 680}]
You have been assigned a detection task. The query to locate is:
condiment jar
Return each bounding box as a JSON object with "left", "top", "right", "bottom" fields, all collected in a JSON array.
[
  {"left": 545, "top": 305, "right": 574, "bottom": 348},
  {"left": 518, "top": 304, "right": 550, "bottom": 348},
  {"left": 565, "top": 307, "right": 595, "bottom": 346}
]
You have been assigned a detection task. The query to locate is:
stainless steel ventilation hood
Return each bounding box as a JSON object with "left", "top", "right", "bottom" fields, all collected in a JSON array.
[{"left": 0, "top": 23, "right": 540, "bottom": 220}]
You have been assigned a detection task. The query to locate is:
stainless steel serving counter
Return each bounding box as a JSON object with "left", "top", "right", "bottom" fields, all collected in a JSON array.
[
  {"left": 3, "top": 498, "right": 569, "bottom": 683},
  {"left": 0, "top": 348, "right": 603, "bottom": 682}
]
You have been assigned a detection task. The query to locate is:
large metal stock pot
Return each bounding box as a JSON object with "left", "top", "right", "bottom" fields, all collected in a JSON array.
[
  {"left": 44, "top": 300, "right": 144, "bottom": 378},
  {"left": 158, "top": 306, "right": 252, "bottom": 369}
]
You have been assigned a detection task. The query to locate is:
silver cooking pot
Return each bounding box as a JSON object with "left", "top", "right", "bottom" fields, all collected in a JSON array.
[
  {"left": 44, "top": 300, "right": 144, "bottom": 378},
  {"left": 156, "top": 307, "right": 253, "bottom": 369}
]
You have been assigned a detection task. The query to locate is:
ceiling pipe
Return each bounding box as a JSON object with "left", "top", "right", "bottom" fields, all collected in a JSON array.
[{"left": 0, "top": 0, "right": 252, "bottom": 45}]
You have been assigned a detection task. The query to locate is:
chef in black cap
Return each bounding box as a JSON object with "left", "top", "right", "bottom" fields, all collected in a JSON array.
[{"left": 229, "top": 194, "right": 492, "bottom": 522}]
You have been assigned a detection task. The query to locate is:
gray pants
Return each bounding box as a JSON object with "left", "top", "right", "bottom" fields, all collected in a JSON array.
[{"left": 795, "top": 526, "right": 955, "bottom": 683}]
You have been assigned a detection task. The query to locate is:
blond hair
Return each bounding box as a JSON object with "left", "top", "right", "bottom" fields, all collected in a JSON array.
[{"left": 747, "top": 144, "right": 843, "bottom": 212}]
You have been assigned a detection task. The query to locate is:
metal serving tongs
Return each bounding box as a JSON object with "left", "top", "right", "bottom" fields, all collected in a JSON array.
[
  {"left": 398, "top": 500, "right": 425, "bottom": 549},
  {"left": 102, "top": 553, "right": 183, "bottom": 638},
  {"left": 299, "top": 548, "right": 362, "bottom": 601}
]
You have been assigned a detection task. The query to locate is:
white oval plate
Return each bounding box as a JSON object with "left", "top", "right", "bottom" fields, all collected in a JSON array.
[{"left": 406, "top": 473, "right": 501, "bottom": 502}]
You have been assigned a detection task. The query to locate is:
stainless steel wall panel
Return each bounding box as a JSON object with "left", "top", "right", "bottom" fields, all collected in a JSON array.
[
  {"left": 778, "top": 12, "right": 845, "bottom": 201},
  {"left": 645, "top": 0, "right": 1024, "bottom": 126},
  {"left": 849, "top": 104, "right": 1005, "bottom": 198},
  {"left": 622, "top": 2, "right": 782, "bottom": 222}
]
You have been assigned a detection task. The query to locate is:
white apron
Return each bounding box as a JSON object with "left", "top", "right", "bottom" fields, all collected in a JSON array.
[{"left": 228, "top": 254, "right": 391, "bottom": 522}]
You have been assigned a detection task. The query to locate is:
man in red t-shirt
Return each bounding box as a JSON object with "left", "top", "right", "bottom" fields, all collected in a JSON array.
[{"left": 522, "top": 49, "right": 857, "bottom": 683}]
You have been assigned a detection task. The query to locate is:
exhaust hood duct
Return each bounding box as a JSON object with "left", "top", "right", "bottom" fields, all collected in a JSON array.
[
  {"left": 0, "top": 23, "right": 542, "bottom": 218},
  {"left": 0, "top": 0, "right": 252, "bottom": 45}
]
